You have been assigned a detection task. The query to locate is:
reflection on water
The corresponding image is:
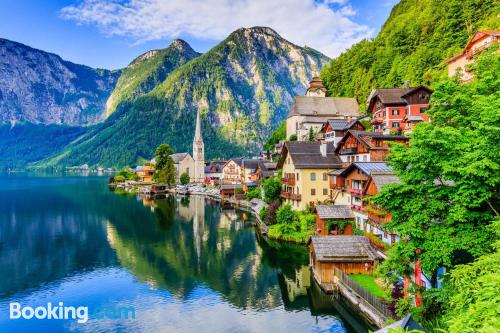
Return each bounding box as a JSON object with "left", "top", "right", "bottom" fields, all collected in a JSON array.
[{"left": 0, "top": 175, "right": 374, "bottom": 332}]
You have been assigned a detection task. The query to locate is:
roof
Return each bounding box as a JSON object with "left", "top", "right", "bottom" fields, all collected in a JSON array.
[
  {"left": 242, "top": 159, "right": 261, "bottom": 170},
  {"left": 287, "top": 96, "right": 360, "bottom": 118},
  {"left": 340, "top": 162, "right": 393, "bottom": 177},
  {"left": 278, "top": 141, "right": 343, "bottom": 169},
  {"left": 225, "top": 158, "right": 243, "bottom": 167},
  {"left": 374, "top": 314, "right": 425, "bottom": 333},
  {"left": 367, "top": 86, "right": 432, "bottom": 110},
  {"left": 316, "top": 205, "right": 354, "bottom": 220},
  {"left": 309, "top": 236, "right": 381, "bottom": 262},
  {"left": 204, "top": 163, "right": 223, "bottom": 173},
  {"left": 335, "top": 130, "right": 409, "bottom": 153},
  {"left": 170, "top": 153, "right": 191, "bottom": 163},
  {"left": 371, "top": 173, "right": 400, "bottom": 190},
  {"left": 328, "top": 168, "right": 345, "bottom": 176},
  {"left": 220, "top": 184, "right": 242, "bottom": 190}
]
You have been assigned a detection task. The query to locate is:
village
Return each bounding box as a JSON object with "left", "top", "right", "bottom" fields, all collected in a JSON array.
[{"left": 109, "top": 30, "right": 498, "bottom": 331}]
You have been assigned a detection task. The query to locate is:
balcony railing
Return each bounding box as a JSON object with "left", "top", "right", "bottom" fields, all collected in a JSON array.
[
  {"left": 339, "top": 147, "right": 357, "bottom": 155},
  {"left": 281, "top": 176, "right": 296, "bottom": 186},
  {"left": 366, "top": 205, "right": 392, "bottom": 223},
  {"left": 349, "top": 188, "right": 362, "bottom": 195},
  {"left": 280, "top": 192, "right": 302, "bottom": 201}
]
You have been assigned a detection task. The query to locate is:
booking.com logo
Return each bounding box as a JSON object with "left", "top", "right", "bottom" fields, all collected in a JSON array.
[{"left": 9, "top": 302, "right": 136, "bottom": 323}]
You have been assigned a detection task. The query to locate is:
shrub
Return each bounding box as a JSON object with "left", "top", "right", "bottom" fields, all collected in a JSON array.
[
  {"left": 259, "top": 206, "right": 268, "bottom": 221},
  {"left": 114, "top": 175, "right": 126, "bottom": 182},
  {"left": 245, "top": 186, "right": 261, "bottom": 201},
  {"left": 180, "top": 172, "right": 190, "bottom": 185},
  {"left": 265, "top": 201, "right": 280, "bottom": 225},
  {"left": 263, "top": 176, "right": 281, "bottom": 202},
  {"left": 289, "top": 134, "right": 297, "bottom": 141},
  {"left": 276, "top": 204, "right": 297, "bottom": 225}
]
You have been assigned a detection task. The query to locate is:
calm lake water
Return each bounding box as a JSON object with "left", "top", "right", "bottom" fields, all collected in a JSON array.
[{"left": 0, "top": 175, "right": 374, "bottom": 333}]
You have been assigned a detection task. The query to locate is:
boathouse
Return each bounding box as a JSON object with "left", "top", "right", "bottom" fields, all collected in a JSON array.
[
  {"left": 315, "top": 205, "right": 354, "bottom": 235},
  {"left": 309, "top": 236, "right": 382, "bottom": 285}
]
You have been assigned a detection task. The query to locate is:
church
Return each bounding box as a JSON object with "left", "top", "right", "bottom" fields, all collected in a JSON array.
[{"left": 170, "top": 110, "right": 205, "bottom": 183}]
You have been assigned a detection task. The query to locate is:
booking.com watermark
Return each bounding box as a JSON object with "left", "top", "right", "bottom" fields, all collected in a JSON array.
[{"left": 8, "top": 302, "right": 136, "bottom": 323}]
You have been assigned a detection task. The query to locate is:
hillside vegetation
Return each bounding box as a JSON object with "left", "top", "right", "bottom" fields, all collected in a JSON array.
[{"left": 320, "top": 0, "right": 500, "bottom": 106}]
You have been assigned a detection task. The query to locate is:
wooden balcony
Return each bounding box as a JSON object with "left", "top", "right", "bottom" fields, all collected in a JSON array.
[
  {"left": 280, "top": 191, "right": 301, "bottom": 201},
  {"left": 281, "top": 176, "right": 296, "bottom": 186},
  {"left": 366, "top": 205, "right": 392, "bottom": 223}
]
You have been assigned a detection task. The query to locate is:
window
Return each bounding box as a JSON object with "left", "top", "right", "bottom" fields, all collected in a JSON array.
[
  {"left": 322, "top": 173, "right": 327, "bottom": 181},
  {"left": 392, "top": 122, "right": 400, "bottom": 128},
  {"left": 323, "top": 188, "right": 328, "bottom": 195},
  {"left": 311, "top": 188, "right": 316, "bottom": 195},
  {"left": 392, "top": 109, "right": 400, "bottom": 115},
  {"left": 362, "top": 155, "right": 367, "bottom": 162},
  {"left": 383, "top": 111, "right": 386, "bottom": 117},
  {"left": 296, "top": 173, "right": 299, "bottom": 181},
  {"left": 420, "top": 107, "right": 429, "bottom": 113},
  {"left": 310, "top": 173, "right": 316, "bottom": 181},
  {"left": 186, "top": 167, "right": 189, "bottom": 174},
  {"left": 355, "top": 156, "right": 359, "bottom": 162}
]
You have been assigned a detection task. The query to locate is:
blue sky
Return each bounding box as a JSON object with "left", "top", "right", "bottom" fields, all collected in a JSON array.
[{"left": 0, "top": 0, "right": 398, "bottom": 70}]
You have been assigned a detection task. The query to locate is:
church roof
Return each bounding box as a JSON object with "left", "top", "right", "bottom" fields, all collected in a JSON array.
[
  {"left": 170, "top": 153, "right": 191, "bottom": 163},
  {"left": 287, "top": 96, "right": 360, "bottom": 118}
]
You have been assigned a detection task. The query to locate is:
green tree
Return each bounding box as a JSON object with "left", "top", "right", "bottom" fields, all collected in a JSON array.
[
  {"left": 117, "top": 167, "right": 137, "bottom": 181},
  {"left": 263, "top": 176, "right": 282, "bottom": 202},
  {"left": 308, "top": 127, "right": 315, "bottom": 141},
  {"left": 180, "top": 172, "right": 190, "bottom": 185},
  {"left": 154, "top": 144, "right": 174, "bottom": 170},
  {"left": 154, "top": 156, "right": 176, "bottom": 186},
  {"left": 289, "top": 134, "right": 297, "bottom": 141},
  {"left": 264, "top": 121, "right": 286, "bottom": 150},
  {"left": 374, "top": 49, "right": 499, "bottom": 323},
  {"left": 245, "top": 186, "right": 261, "bottom": 201}
]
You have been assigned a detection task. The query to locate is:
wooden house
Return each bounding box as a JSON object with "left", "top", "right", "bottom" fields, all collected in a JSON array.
[
  {"left": 135, "top": 162, "right": 155, "bottom": 182},
  {"left": 222, "top": 159, "right": 243, "bottom": 184},
  {"left": 335, "top": 130, "right": 409, "bottom": 167},
  {"left": 318, "top": 118, "right": 365, "bottom": 147},
  {"left": 367, "top": 84, "right": 432, "bottom": 134},
  {"left": 309, "top": 236, "right": 381, "bottom": 285},
  {"left": 315, "top": 205, "right": 354, "bottom": 236}
]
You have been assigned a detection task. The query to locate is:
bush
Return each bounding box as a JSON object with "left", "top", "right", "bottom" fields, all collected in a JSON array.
[
  {"left": 264, "top": 201, "right": 281, "bottom": 225},
  {"left": 235, "top": 187, "right": 244, "bottom": 195},
  {"left": 276, "top": 204, "right": 297, "bottom": 225},
  {"left": 263, "top": 176, "right": 282, "bottom": 202},
  {"left": 289, "top": 134, "right": 297, "bottom": 141},
  {"left": 245, "top": 186, "right": 261, "bottom": 201},
  {"left": 114, "top": 175, "right": 126, "bottom": 182},
  {"left": 259, "top": 206, "right": 268, "bottom": 221},
  {"left": 118, "top": 168, "right": 137, "bottom": 181},
  {"left": 180, "top": 172, "right": 190, "bottom": 185}
]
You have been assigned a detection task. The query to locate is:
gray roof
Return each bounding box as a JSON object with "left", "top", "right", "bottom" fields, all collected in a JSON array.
[
  {"left": 288, "top": 96, "right": 360, "bottom": 118},
  {"left": 309, "top": 236, "right": 381, "bottom": 262},
  {"left": 326, "top": 118, "right": 362, "bottom": 131},
  {"left": 170, "top": 153, "right": 191, "bottom": 163},
  {"left": 335, "top": 130, "right": 409, "bottom": 153},
  {"left": 355, "top": 162, "right": 393, "bottom": 175},
  {"left": 316, "top": 205, "right": 354, "bottom": 220},
  {"left": 368, "top": 88, "right": 411, "bottom": 105},
  {"left": 405, "top": 115, "right": 424, "bottom": 121},
  {"left": 220, "top": 184, "right": 242, "bottom": 190},
  {"left": 328, "top": 168, "right": 345, "bottom": 176},
  {"left": 371, "top": 174, "right": 400, "bottom": 190},
  {"left": 279, "top": 141, "right": 343, "bottom": 169},
  {"left": 242, "top": 159, "right": 261, "bottom": 170}
]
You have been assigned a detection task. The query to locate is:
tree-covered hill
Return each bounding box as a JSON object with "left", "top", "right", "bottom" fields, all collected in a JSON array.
[
  {"left": 320, "top": 0, "right": 500, "bottom": 107},
  {"left": 40, "top": 27, "right": 329, "bottom": 167}
]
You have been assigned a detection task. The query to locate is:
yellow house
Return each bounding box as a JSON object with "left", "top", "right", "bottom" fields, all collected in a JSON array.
[
  {"left": 277, "top": 141, "right": 344, "bottom": 211},
  {"left": 135, "top": 160, "right": 155, "bottom": 182}
]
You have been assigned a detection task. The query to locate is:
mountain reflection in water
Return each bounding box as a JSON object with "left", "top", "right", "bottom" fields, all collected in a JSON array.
[{"left": 0, "top": 175, "right": 374, "bottom": 333}]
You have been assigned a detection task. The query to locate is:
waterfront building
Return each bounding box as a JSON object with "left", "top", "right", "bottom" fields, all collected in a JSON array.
[
  {"left": 309, "top": 236, "right": 381, "bottom": 285},
  {"left": 367, "top": 83, "right": 432, "bottom": 134},
  {"left": 135, "top": 161, "right": 155, "bottom": 182},
  {"left": 222, "top": 158, "right": 243, "bottom": 184},
  {"left": 286, "top": 77, "right": 360, "bottom": 141},
  {"left": 170, "top": 152, "right": 195, "bottom": 183},
  {"left": 338, "top": 162, "right": 400, "bottom": 246},
  {"left": 446, "top": 30, "right": 500, "bottom": 82},
  {"left": 254, "top": 161, "right": 277, "bottom": 183},
  {"left": 277, "top": 141, "right": 345, "bottom": 211},
  {"left": 204, "top": 161, "right": 226, "bottom": 185},
  {"left": 335, "top": 130, "right": 409, "bottom": 167}
]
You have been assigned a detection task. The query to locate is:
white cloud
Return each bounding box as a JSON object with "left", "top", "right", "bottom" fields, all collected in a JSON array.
[{"left": 60, "top": 0, "right": 373, "bottom": 58}]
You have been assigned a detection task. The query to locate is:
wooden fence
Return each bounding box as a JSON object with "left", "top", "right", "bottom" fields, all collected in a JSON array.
[{"left": 333, "top": 267, "right": 393, "bottom": 319}]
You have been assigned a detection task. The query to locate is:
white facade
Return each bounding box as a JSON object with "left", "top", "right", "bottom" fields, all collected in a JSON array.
[{"left": 192, "top": 110, "right": 205, "bottom": 183}]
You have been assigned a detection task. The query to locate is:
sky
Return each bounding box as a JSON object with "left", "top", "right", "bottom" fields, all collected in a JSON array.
[{"left": 0, "top": 0, "right": 399, "bottom": 70}]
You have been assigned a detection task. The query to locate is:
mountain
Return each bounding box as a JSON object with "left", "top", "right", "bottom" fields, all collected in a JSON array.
[
  {"left": 0, "top": 38, "right": 120, "bottom": 126},
  {"left": 42, "top": 27, "right": 330, "bottom": 167},
  {"left": 105, "top": 39, "right": 201, "bottom": 117},
  {"left": 320, "top": 0, "right": 500, "bottom": 105}
]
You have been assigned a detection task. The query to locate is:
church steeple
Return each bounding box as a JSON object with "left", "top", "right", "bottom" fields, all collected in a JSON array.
[{"left": 192, "top": 109, "right": 205, "bottom": 182}]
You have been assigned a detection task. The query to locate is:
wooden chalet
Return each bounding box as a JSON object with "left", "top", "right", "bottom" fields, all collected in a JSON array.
[
  {"left": 315, "top": 205, "right": 354, "bottom": 236},
  {"left": 318, "top": 118, "right": 365, "bottom": 147},
  {"left": 335, "top": 130, "right": 409, "bottom": 167},
  {"left": 309, "top": 236, "right": 382, "bottom": 287},
  {"left": 367, "top": 84, "right": 432, "bottom": 134}
]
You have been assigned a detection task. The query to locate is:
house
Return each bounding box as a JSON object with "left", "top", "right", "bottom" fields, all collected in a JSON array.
[
  {"left": 254, "top": 161, "right": 277, "bottom": 183},
  {"left": 277, "top": 141, "right": 345, "bottom": 211},
  {"left": 274, "top": 142, "right": 283, "bottom": 155},
  {"left": 367, "top": 83, "right": 432, "bottom": 134},
  {"left": 335, "top": 130, "right": 409, "bottom": 167},
  {"left": 318, "top": 118, "right": 365, "bottom": 147},
  {"left": 240, "top": 159, "right": 261, "bottom": 190},
  {"left": 171, "top": 153, "right": 195, "bottom": 183},
  {"left": 135, "top": 161, "right": 155, "bottom": 182},
  {"left": 222, "top": 158, "right": 243, "bottom": 184},
  {"left": 339, "top": 162, "right": 400, "bottom": 246},
  {"left": 315, "top": 205, "right": 354, "bottom": 236},
  {"left": 446, "top": 30, "right": 500, "bottom": 82},
  {"left": 309, "top": 236, "right": 382, "bottom": 287},
  {"left": 286, "top": 77, "right": 360, "bottom": 141},
  {"left": 220, "top": 184, "right": 243, "bottom": 200},
  {"left": 204, "top": 161, "right": 226, "bottom": 185}
]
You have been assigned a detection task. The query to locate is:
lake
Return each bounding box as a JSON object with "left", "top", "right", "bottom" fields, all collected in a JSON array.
[{"left": 0, "top": 175, "right": 374, "bottom": 332}]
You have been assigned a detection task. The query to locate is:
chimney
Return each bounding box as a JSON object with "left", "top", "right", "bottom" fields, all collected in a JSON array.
[
  {"left": 320, "top": 142, "right": 327, "bottom": 157},
  {"left": 404, "top": 80, "right": 410, "bottom": 89}
]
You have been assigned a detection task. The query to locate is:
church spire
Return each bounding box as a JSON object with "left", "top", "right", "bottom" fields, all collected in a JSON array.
[{"left": 194, "top": 109, "right": 203, "bottom": 142}]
